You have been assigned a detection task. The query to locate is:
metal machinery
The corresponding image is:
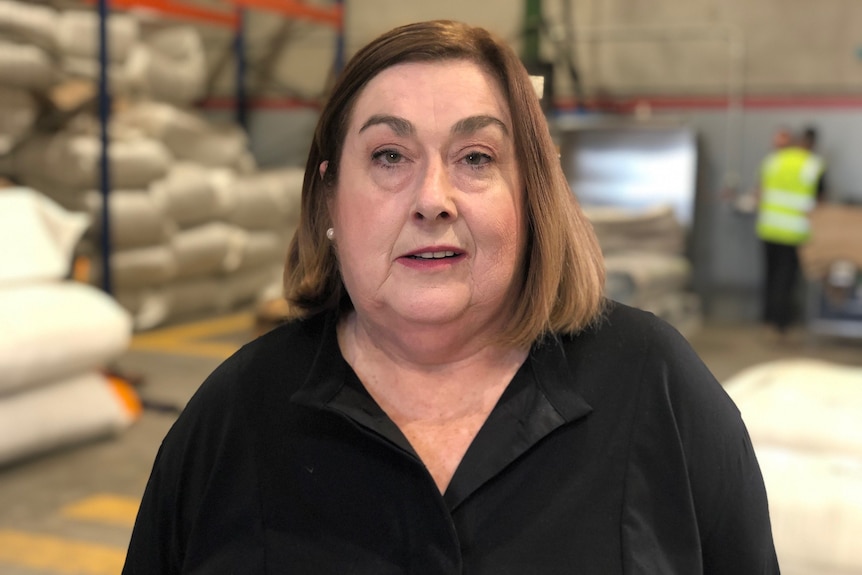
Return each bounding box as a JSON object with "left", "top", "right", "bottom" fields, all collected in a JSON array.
[
  {"left": 554, "top": 115, "right": 702, "bottom": 336},
  {"left": 555, "top": 116, "right": 698, "bottom": 227}
]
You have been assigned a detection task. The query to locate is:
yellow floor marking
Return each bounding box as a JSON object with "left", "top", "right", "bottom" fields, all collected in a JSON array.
[
  {"left": 130, "top": 339, "right": 241, "bottom": 359},
  {"left": 133, "top": 312, "right": 254, "bottom": 343},
  {"left": 129, "top": 312, "right": 255, "bottom": 358},
  {"left": 60, "top": 495, "right": 140, "bottom": 528},
  {"left": 0, "top": 530, "right": 125, "bottom": 575}
]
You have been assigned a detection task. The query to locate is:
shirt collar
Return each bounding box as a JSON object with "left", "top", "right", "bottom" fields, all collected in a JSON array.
[{"left": 290, "top": 312, "right": 593, "bottom": 509}]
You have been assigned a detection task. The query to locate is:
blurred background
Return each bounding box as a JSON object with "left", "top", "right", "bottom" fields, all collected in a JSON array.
[{"left": 1, "top": 0, "right": 862, "bottom": 573}]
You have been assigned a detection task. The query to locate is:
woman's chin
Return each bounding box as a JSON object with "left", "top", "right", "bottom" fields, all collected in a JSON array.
[{"left": 382, "top": 294, "right": 474, "bottom": 328}]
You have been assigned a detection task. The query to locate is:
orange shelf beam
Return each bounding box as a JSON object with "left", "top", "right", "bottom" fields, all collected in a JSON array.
[
  {"left": 228, "top": 0, "right": 341, "bottom": 28},
  {"left": 83, "top": 0, "right": 238, "bottom": 27}
]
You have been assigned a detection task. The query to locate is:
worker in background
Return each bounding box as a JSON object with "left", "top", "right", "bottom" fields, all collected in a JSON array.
[{"left": 756, "top": 126, "right": 826, "bottom": 339}]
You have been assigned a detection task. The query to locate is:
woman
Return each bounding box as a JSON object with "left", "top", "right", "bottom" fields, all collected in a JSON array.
[{"left": 124, "top": 20, "right": 779, "bottom": 574}]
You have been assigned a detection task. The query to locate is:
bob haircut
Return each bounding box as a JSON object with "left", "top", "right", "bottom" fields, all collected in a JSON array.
[{"left": 284, "top": 19, "right": 606, "bottom": 347}]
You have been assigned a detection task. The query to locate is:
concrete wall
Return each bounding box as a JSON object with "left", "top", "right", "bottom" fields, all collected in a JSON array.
[{"left": 215, "top": 0, "right": 862, "bottom": 101}]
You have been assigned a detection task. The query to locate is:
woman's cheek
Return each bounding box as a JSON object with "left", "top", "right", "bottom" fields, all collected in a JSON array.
[{"left": 368, "top": 162, "right": 417, "bottom": 192}]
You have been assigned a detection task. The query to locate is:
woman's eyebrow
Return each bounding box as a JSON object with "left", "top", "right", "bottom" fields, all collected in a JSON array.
[
  {"left": 359, "top": 114, "right": 509, "bottom": 138},
  {"left": 359, "top": 115, "right": 414, "bottom": 136},
  {"left": 451, "top": 115, "right": 509, "bottom": 137}
]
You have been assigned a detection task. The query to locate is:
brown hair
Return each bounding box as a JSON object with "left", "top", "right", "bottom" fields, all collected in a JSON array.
[{"left": 283, "top": 20, "right": 605, "bottom": 347}]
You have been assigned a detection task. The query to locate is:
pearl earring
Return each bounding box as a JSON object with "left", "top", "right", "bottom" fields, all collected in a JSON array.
[{"left": 326, "top": 228, "right": 335, "bottom": 240}]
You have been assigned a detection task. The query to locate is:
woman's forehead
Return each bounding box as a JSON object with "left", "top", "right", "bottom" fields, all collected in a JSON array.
[{"left": 348, "top": 60, "right": 511, "bottom": 129}]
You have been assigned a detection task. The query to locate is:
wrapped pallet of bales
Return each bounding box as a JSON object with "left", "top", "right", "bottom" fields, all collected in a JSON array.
[
  {"left": 725, "top": 359, "right": 862, "bottom": 574},
  {"left": 584, "top": 204, "right": 701, "bottom": 337}
]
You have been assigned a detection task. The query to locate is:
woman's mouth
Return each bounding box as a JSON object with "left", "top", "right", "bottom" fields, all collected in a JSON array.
[{"left": 408, "top": 251, "right": 458, "bottom": 259}]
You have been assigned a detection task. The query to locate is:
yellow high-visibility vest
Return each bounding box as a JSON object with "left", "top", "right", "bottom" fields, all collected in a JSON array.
[{"left": 756, "top": 147, "right": 822, "bottom": 245}]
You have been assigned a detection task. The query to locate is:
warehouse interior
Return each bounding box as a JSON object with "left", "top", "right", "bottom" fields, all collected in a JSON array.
[{"left": 2, "top": 0, "right": 862, "bottom": 573}]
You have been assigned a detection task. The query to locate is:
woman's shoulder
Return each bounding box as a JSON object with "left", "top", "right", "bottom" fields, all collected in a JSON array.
[
  {"left": 181, "top": 311, "right": 335, "bottom": 418},
  {"left": 555, "top": 300, "right": 731, "bottom": 413},
  {"left": 561, "top": 300, "right": 691, "bottom": 359}
]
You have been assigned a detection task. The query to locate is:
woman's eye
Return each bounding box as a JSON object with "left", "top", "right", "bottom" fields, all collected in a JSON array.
[
  {"left": 372, "top": 150, "right": 403, "bottom": 165},
  {"left": 464, "top": 152, "right": 492, "bottom": 166}
]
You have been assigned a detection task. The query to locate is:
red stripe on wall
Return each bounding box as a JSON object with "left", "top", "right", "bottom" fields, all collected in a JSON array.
[
  {"left": 197, "top": 94, "right": 862, "bottom": 112},
  {"left": 198, "top": 98, "right": 322, "bottom": 110},
  {"left": 556, "top": 94, "right": 862, "bottom": 111}
]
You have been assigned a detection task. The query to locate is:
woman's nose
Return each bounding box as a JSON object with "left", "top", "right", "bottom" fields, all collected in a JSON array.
[{"left": 412, "top": 160, "right": 457, "bottom": 222}]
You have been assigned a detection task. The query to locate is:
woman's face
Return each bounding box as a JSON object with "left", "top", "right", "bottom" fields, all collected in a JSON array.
[{"left": 328, "top": 59, "right": 525, "bottom": 333}]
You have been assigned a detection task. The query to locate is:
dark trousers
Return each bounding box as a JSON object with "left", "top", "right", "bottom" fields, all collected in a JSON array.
[{"left": 761, "top": 240, "right": 801, "bottom": 332}]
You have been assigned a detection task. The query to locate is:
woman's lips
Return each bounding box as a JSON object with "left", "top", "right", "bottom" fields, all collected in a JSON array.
[
  {"left": 407, "top": 250, "right": 457, "bottom": 259},
  {"left": 398, "top": 248, "right": 465, "bottom": 268}
]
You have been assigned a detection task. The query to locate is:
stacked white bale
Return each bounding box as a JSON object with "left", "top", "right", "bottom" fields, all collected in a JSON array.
[
  {"left": 725, "top": 360, "right": 862, "bottom": 574},
  {"left": 0, "top": 86, "right": 37, "bottom": 156},
  {"left": 112, "top": 160, "right": 302, "bottom": 330},
  {"left": 100, "top": 22, "right": 304, "bottom": 328},
  {"left": 119, "top": 100, "right": 254, "bottom": 172},
  {"left": 2, "top": 110, "right": 177, "bottom": 302},
  {"left": 0, "top": 1, "right": 58, "bottom": 156},
  {"left": 56, "top": 9, "right": 139, "bottom": 93},
  {"left": 584, "top": 204, "right": 700, "bottom": 337},
  {"left": 10, "top": 128, "right": 173, "bottom": 191},
  {"left": 84, "top": 189, "right": 176, "bottom": 250},
  {"left": 0, "top": 188, "right": 138, "bottom": 466},
  {"left": 0, "top": 8, "right": 302, "bottom": 330},
  {"left": 99, "top": 95, "right": 303, "bottom": 329},
  {"left": 126, "top": 25, "right": 206, "bottom": 106}
]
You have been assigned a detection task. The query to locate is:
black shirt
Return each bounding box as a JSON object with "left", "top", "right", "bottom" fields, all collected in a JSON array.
[{"left": 123, "top": 302, "right": 779, "bottom": 574}]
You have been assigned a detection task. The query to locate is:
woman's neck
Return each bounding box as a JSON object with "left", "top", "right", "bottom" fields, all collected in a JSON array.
[
  {"left": 337, "top": 310, "right": 529, "bottom": 493},
  {"left": 337, "top": 310, "right": 528, "bottom": 422}
]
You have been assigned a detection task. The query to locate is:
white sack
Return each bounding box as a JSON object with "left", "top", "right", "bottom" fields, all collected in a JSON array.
[
  {"left": 0, "top": 40, "right": 56, "bottom": 91},
  {"left": 225, "top": 168, "right": 304, "bottom": 230},
  {"left": 60, "top": 56, "right": 132, "bottom": 94},
  {"left": 117, "top": 265, "right": 280, "bottom": 330},
  {"left": 108, "top": 243, "right": 177, "bottom": 289},
  {"left": 171, "top": 222, "right": 243, "bottom": 279},
  {"left": 233, "top": 230, "right": 286, "bottom": 272},
  {"left": 125, "top": 26, "right": 205, "bottom": 105},
  {"left": 584, "top": 204, "right": 685, "bottom": 255},
  {"left": 757, "top": 447, "right": 862, "bottom": 574},
  {"left": 0, "top": 281, "right": 132, "bottom": 394},
  {"left": 56, "top": 10, "right": 138, "bottom": 63},
  {"left": 0, "top": 85, "right": 37, "bottom": 155},
  {"left": 0, "top": 371, "right": 139, "bottom": 466},
  {"left": 16, "top": 177, "right": 88, "bottom": 212},
  {"left": 220, "top": 264, "right": 281, "bottom": 310},
  {"left": 162, "top": 275, "right": 225, "bottom": 318},
  {"left": 118, "top": 101, "right": 248, "bottom": 168},
  {"left": 116, "top": 276, "right": 224, "bottom": 331},
  {"left": 84, "top": 189, "right": 174, "bottom": 249},
  {"left": 113, "top": 287, "right": 168, "bottom": 332},
  {"left": 11, "top": 133, "right": 172, "bottom": 190},
  {"left": 0, "top": 188, "right": 89, "bottom": 286},
  {"left": 209, "top": 167, "right": 239, "bottom": 215},
  {"left": 0, "top": 0, "right": 57, "bottom": 50},
  {"left": 150, "top": 163, "right": 227, "bottom": 228},
  {"left": 603, "top": 251, "right": 691, "bottom": 304},
  {"left": 726, "top": 359, "right": 862, "bottom": 458}
]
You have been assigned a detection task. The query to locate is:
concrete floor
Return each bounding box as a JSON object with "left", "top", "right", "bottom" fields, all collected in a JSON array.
[{"left": 1, "top": 312, "right": 861, "bottom": 574}]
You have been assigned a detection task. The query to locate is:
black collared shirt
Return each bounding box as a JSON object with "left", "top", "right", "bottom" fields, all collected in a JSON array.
[{"left": 124, "top": 302, "right": 779, "bottom": 574}]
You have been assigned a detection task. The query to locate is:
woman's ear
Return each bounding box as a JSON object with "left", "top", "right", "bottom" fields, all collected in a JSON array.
[{"left": 319, "top": 161, "right": 329, "bottom": 180}]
